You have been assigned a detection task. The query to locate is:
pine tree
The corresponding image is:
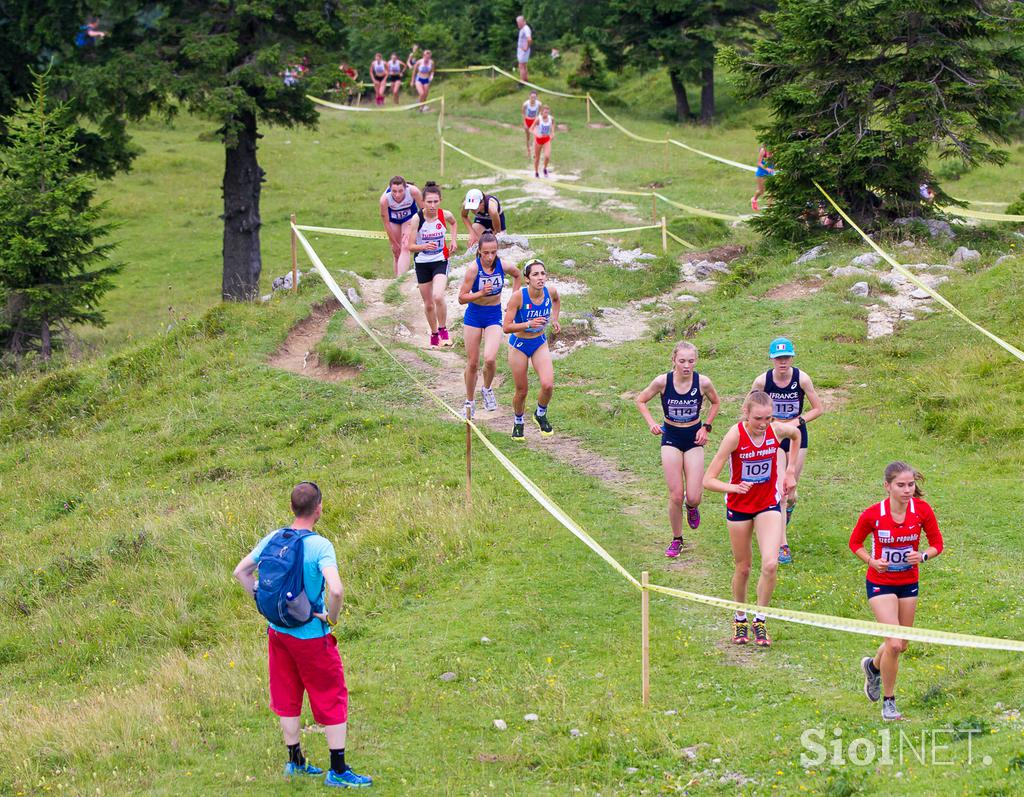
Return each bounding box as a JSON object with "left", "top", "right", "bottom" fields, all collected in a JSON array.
[
  {"left": 725, "top": 0, "right": 1024, "bottom": 238},
  {"left": 0, "top": 71, "right": 119, "bottom": 360}
]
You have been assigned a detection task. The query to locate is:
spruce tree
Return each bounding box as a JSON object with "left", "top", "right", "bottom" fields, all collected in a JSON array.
[
  {"left": 725, "top": 0, "right": 1024, "bottom": 238},
  {"left": 0, "top": 71, "right": 119, "bottom": 360}
]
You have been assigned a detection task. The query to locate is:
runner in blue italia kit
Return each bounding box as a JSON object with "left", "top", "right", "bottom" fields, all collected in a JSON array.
[
  {"left": 503, "top": 259, "right": 560, "bottom": 440},
  {"left": 635, "top": 342, "right": 721, "bottom": 557},
  {"left": 751, "top": 337, "right": 823, "bottom": 564},
  {"left": 458, "top": 232, "right": 522, "bottom": 417}
]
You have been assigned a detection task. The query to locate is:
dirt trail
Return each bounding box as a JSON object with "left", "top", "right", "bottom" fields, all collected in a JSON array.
[{"left": 266, "top": 298, "right": 359, "bottom": 382}]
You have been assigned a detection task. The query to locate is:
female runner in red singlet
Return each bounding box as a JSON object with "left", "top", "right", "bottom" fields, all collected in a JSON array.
[
  {"left": 849, "top": 462, "right": 943, "bottom": 721},
  {"left": 704, "top": 391, "right": 800, "bottom": 648}
]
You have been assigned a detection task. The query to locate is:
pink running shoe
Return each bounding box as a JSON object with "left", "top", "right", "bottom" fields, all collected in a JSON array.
[
  {"left": 686, "top": 504, "right": 701, "bottom": 530},
  {"left": 751, "top": 196, "right": 759, "bottom": 212},
  {"left": 665, "top": 538, "right": 683, "bottom": 558},
  {"left": 438, "top": 326, "right": 453, "bottom": 347},
  {"left": 429, "top": 332, "right": 440, "bottom": 348}
]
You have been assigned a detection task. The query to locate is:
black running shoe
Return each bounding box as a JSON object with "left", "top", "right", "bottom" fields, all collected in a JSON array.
[
  {"left": 752, "top": 619, "right": 771, "bottom": 648},
  {"left": 534, "top": 410, "right": 553, "bottom": 437},
  {"left": 511, "top": 422, "right": 525, "bottom": 441}
]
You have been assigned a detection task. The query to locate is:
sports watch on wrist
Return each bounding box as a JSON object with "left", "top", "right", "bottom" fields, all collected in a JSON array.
[{"left": 702, "top": 423, "right": 713, "bottom": 432}]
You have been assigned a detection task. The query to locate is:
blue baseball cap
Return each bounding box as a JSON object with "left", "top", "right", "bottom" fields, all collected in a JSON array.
[{"left": 769, "top": 337, "right": 795, "bottom": 358}]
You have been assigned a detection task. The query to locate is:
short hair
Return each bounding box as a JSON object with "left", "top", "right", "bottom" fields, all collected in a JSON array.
[
  {"left": 672, "top": 341, "right": 697, "bottom": 359},
  {"left": 389, "top": 175, "right": 407, "bottom": 187},
  {"left": 479, "top": 232, "right": 498, "bottom": 248},
  {"left": 884, "top": 461, "right": 925, "bottom": 497},
  {"left": 423, "top": 180, "right": 441, "bottom": 199},
  {"left": 291, "top": 482, "right": 322, "bottom": 516}
]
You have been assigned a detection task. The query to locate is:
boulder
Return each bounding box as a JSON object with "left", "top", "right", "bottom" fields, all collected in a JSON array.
[
  {"left": 693, "top": 260, "right": 730, "bottom": 279},
  {"left": 794, "top": 245, "right": 827, "bottom": 265},
  {"left": 949, "top": 246, "right": 980, "bottom": 265},
  {"left": 497, "top": 232, "right": 530, "bottom": 250},
  {"left": 895, "top": 217, "right": 955, "bottom": 239},
  {"left": 439, "top": 671, "right": 457, "bottom": 682},
  {"left": 346, "top": 287, "right": 361, "bottom": 305},
  {"left": 995, "top": 254, "right": 1017, "bottom": 266},
  {"left": 676, "top": 294, "right": 699, "bottom": 303},
  {"left": 910, "top": 288, "right": 933, "bottom": 300},
  {"left": 878, "top": 272, "right": 907, "bottom": 287},
  {"left": 562, "top": 259, "right": 576, "bottom": 268},
  {"left": 897, "top": 240, "right": 916, "bottom": 249},
  {"left": 851, "top": 252, "right": 882, "bottom": 268},
  {"left": 493, "top": 719, "right": 508, "bottom": 731},
  {"left": 832, "top": 266, "right": 870, "bottom": 279},
  {"left": 272, "top": 270, "right": 301, "bottom": 291},
  {"left": 849, "top": 281, "right": 870, "bottom": 297}
]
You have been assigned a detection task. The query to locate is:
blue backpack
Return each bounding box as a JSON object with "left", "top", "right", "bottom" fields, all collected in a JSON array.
[{"left": 254, "top": 528, "right": 322, "bottom": 627}]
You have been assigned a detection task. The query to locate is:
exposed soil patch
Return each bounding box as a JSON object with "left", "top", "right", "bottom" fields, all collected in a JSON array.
[
  {"left": 680, "top": 245, "right": 746, "bottom": 265},
  {"left": 713, "top": 637, "right": 761, "bottom": 668},
  {"left": 587, "top": 122, "right": 611, "bottom": 129},
  {"left": 818, "top": 387, "right": 851, "bottom": 412},
  {"left": 763, "top": 279, "right": 823, "bottom": 300},
  {"left": 267, "top": 298, "right": 359, "bottom": 382}
]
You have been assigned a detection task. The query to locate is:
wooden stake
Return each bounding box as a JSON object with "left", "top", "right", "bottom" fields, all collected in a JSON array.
[
  {"left": 586, "top": 95, "right": 591, "bottom": 124},
  {"left": 290, "top": 213, "right": 298, "bottom": 292},
  {"left": 440, "top": 95, "right": 446, "bottom": 130},
  {"left": 641, "top": 570, "right": 650, "bottom": 706},
  {"left": 661, "top": 217, "right": 668, "bottom": 253},
  {"left": 651, "top": 195, "right": 657, "bottom": 223},
  {"left": 465, "top": 414, "right": 472, "bottom": 509},
  {"left": 440, "top": 137, "right": 445, "bottom": 177},
  {"left": 664, "top": 141, "right": 668, "bottom": 172}
]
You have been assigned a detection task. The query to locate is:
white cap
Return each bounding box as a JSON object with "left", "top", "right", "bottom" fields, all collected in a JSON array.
[{"left": 463, "top": 189, "right": 484, "bottom": 211}]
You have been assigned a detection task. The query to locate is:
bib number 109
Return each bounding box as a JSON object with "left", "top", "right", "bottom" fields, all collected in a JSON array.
[{"left": 741, "top": 459, "right": 772, "bottom": 484}]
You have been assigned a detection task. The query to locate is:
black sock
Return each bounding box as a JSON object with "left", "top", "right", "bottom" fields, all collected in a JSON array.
[
  {"left": 330, "top": 748, "right": 347, "bottom": 775},
  {"left": 287, "top": 743, "right": 305, "bottom": 766},
  {"left": 868, "top": 660, "right": 880, "bottom": 675},
  {"left": 884, "top": 694, "right": 895, "bottom": 701}
]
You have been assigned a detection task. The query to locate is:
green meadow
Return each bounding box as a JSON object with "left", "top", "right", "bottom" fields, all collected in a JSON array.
[{"left": 2, "top": 66, "right": 1024, "bottom": 796}]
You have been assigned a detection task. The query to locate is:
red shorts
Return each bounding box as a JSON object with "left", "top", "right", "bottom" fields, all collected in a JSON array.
[
  {"left": 267, "top": 628, "right": 348, "bottom": 725},
  {"left": 524, "top": 117, "right": 536, "bottom": 129},
  {"left": 535, "top": 135, "right": 551, "bottom": 146}
]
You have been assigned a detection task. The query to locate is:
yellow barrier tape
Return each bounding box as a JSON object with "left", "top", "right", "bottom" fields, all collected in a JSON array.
[
  {"left": 954, "top": 197, "right": 1009, "bottom": 208},
  {"left": 668, "top": 139, "right": 757, "bottom": 173},
  {"left": 442, "top": 139, "right": 743, "bottom": 222},
  {"left": 814, "top": 181, "right": 1024, "bottom": 363},
  {"left": 490, "top": 65, "right": 588, "bottom": 99},
  {"left": 940, "top": 205, "right": 1024, "bottom": 223},
  {"left": 586, "top": 95, "right": 667, "bottom": 145},
  {"left": 646, "top": 583, "right": 1024, "bottom": 651},
  {"left": 295, "top": 223, "right": 667, "bottom": 242},
  {"left": 665, "top": 229, "right": 698, "bottom": 250},
  {"left": 291, "top": 223, "right": 640, "bottom": 587},
  {"left": 434, "top": 66, "right": 494, "bottom": 73},
  {"left": 308, "top": 94, "right": 442, "bottom": 112},
  {"left": 294, "top": 219, "right": 1024, "bottom": 652}
]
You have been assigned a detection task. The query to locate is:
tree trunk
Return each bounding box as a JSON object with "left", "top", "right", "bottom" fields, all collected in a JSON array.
[
  {"left": 221, "top": 110, "right": 264, "bottom": 301},
  {"left": 668, "top": 70, "right": 691, "bottom": 122},
  {"left": 40, "top": 314, "right": 51, "bottom": 360},
  {"left": 700, "top": 62, "right": 714, "bottom": 125}
]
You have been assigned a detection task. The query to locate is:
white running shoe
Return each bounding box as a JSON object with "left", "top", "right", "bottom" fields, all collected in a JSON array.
[
  {"left": 463, "top": 400, "right": 475, "bottom": 419},
  {"left": 481, "top": 387, "right": 497, "bottom": 412}
]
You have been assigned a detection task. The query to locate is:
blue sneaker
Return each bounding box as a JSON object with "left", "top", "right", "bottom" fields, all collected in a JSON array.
[
  {"left": 284, "top": 761, "right": 324, "bottom": 777},
  {"left": 325, "top": 768, "right": 373, "bottom": 788}
]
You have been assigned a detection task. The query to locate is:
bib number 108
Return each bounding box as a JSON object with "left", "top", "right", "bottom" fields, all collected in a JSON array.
[{"left": 741, "top": 459, "right": 772, "bottom": 483}]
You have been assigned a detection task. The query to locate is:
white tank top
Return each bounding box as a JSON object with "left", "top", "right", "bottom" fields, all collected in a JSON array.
[
  {"left": 414, "top": 210, "right": 449, "bottom": 263},
  {"left": 537, "top": 116, "right": 553, "bottom": 136},
  {"left": 372, "top": 60, "right": 386, "bottom": 77},
  {"left": 388, "top": 58, "right": 402, "bottom": 74},
  {"left": 524, "top": 100, "right": 541, "bottom": 119},
  {"left": 382, "top": 186, "right": 415, "bottom": 213},
  {"left": 417, "top": 59, "right": 433, "bottom": 75}
]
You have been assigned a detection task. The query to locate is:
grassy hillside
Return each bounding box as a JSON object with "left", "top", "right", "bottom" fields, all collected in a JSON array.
[{"left": 3, "top": 64, "right": 1024, "bottom": 796}]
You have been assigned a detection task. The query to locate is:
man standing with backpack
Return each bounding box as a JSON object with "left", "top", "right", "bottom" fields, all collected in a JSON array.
[{"left": 233, "top": 482, "right": 373, "bottom": 788}]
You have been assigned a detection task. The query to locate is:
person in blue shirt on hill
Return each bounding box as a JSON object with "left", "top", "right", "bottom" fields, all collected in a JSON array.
[{"left": 233, "top": 482, "right": 373, "bottom": 788}]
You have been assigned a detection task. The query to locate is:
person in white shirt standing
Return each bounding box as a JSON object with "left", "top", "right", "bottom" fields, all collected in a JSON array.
[{"left": 516, "top": 16, "right": 533, "bottom": 82}]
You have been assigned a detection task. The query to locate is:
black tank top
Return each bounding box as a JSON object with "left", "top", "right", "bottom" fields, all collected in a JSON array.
[
  {"left": 661, "top": 371, "right": 702, "bottom": 423},
  {"left": 763, "top": 367, "right": 804, "bottom": 419},
  {"left": 473, "top": 194, "right": 502, "bottom": 225}
]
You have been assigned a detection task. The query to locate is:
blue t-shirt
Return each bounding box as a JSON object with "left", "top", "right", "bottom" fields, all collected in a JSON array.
[{"left": 250, "top": 529, "right": 338, "bottom": 639}]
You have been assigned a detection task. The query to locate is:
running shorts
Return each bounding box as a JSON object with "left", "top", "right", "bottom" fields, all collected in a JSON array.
[
  {"left": 866, "top": 580, "right": 919, "bottom": 600},
  {"left": 415, "top": 259, "right": 449, "bottom": 284},
  {"left": 726, "top": 503, "right": 782, "bottom": 522},
  {"left": 464, "top": 302, "right": 502, "bottom": 329},
  {"left": 661, "top": 423, "right": 703, "bottom": 453},
  {"left": 508, "top": 333, "right": 546, "bottom": 358},
  {"left": 779, "top": 423, "right": 808, "bottom": 453}
]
